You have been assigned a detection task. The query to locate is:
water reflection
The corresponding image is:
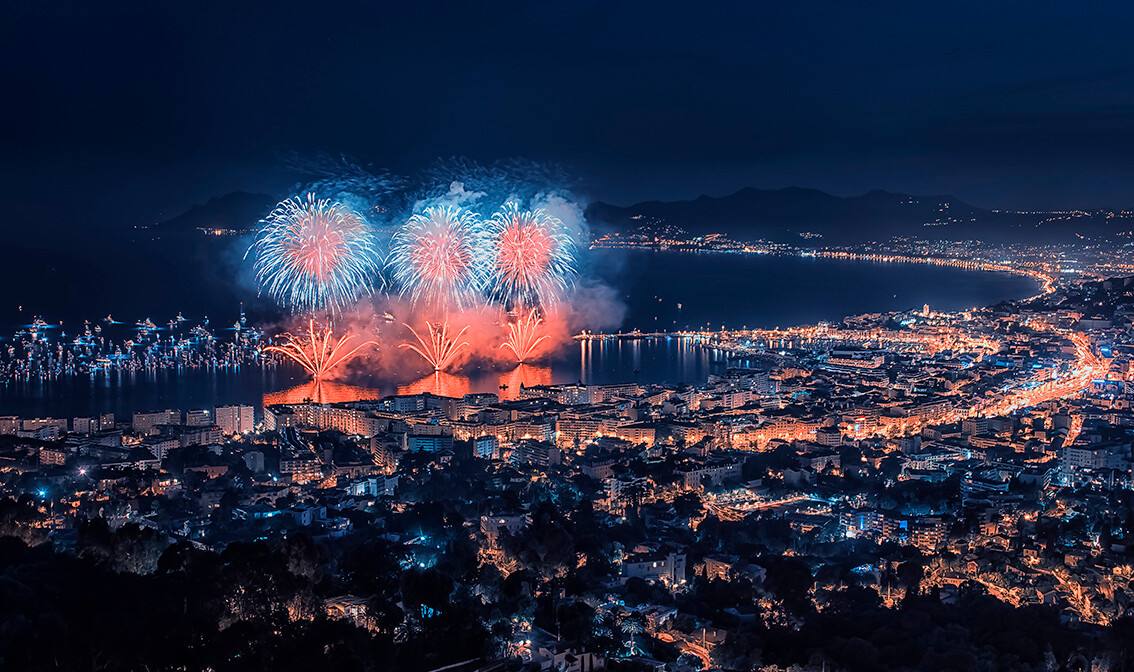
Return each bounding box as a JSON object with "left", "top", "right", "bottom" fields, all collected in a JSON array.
[
  {"left": 397, "top": 371, "right": 471, "bottom": 398},
  {"left": 1, "top": 337, "right": 728, "bottom": 417},
  {"left": 263, "top": 379, "right": 383, "bottom": 406},
  {"left": 497, "top": 364, "right": 552, "bottom": 400}
]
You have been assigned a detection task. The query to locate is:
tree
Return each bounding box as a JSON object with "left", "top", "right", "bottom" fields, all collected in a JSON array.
[
  {"left": 400, "top": 568, "right": 454, "bottom": 619},
  {"left": 276, "top": 532, "right": 323, "bottom": 581},
  {"left": 673, "top": 492, "right": 705, "bottom": 519},
  {"left": 763, "top": 557, "right": 813, "bottom": 616},
  {"left": 76, "top": 516, "right": 114, "bottom": 565},
  {"left": 110, "top": 523, "right": 167, "bottom": 574},
  {"left": 0, "top": 496, "right": 47, "bottom": 546}
]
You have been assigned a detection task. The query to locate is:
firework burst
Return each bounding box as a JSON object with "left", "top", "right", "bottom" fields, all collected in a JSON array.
[
  {"left": 485, "top": 202, "right": 576, "bottom": 308},
  {"left": 502, "top": 309, "right": 550, "bottom": 362},
  {"left": 265, "top": 319, "right": 376, "bottom": 379},
  {"left": 389, "top": 205, "right": 486, "bottom": 310},
  {"left": 399, "top": 321, "right": 470, "bottom": 371},
  {"left": 248, "top": 194, "right": 380, "bottom": 313}
]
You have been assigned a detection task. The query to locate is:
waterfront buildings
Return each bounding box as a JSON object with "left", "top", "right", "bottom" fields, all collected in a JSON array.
[{"left": 5, "top": 271, "right": 1134, "bottom": 669}]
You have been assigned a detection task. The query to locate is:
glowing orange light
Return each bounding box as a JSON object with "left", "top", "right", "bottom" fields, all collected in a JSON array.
[
  {"left": 400, "top": 321, "right": 470, "bottom": 371},
  {"left": 265, "top": 319, "right": 376, "bottom": 380}
]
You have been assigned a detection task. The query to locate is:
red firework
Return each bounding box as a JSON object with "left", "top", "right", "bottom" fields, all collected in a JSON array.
[
  {"left": 497, "top": 221, "right": 552, "bottom": 287},
  {"left": 488, "top": 203, "right": 574, "bottom": 307},
  {"left": 399, "top": 321, "right": 470, "bottom": 371},
  {"left": 502, "top": 309, "right": 550, "bottom": 362},
  {"left": 390, "top": 206, "right": 483, "bottom": 310},
  {"left": 265, "top": 319, "right": 376, "bottom": 379}
]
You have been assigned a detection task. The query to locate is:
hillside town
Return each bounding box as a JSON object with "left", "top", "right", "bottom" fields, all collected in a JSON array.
[{"left": 4, "top": 275, "right": 1134, "bottom": 671}]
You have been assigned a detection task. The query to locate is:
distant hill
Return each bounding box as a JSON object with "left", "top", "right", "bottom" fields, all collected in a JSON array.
[
  {"left": 153, "top": 187, "right": 1134, "bottom": 244},
  {"left": 158, "top": 192, "right": 277, "bottom": 233},
  {"left": 585, "top": 187, "right": 1131, "bottom": 244}
]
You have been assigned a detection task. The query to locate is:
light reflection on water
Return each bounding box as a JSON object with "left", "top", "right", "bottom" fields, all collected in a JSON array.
[
  {"left": 262, "top": 379, "right": 385, "bottom": 406},
  {"left": 396, "top": 371, "right": 472, "bottom": 399},
  {"left": 0, "top": 338, "right": 729, "bottom": 418},
  {"left": 0, "top": 252, "right": 1040, "bottom": 417},
  {"left": 497, "top": 364, "right": 553, "bottom": 401},
  {"left": 273, "top": 340, "right": 723, "bottom": 409}
]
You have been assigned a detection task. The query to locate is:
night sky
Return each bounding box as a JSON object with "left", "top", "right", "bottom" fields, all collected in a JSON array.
[{"left": 4, "top": 1, "right": 1134, "bottom": 227}]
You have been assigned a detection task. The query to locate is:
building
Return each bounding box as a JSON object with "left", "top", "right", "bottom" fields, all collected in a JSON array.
[
  {"left": 909, "top": 516, "right": 949, "bottom": 550},
  {"left": 480, "top": 513, "right": 529, "bottom": 548},
  {"left": 612, "top": 422, "right": 656, "bottom": 445},
  {"left": 962, "top": 417, "right": 990, "bottom": 436},
  {"left": 22, "top": 418, "right": 68, "bottom": 438},
  {"left": 510, "top": 439, "right": 561, "bottom": 467},
  {"left": 264, "top": 406, "right": 297, "bottom": 431},
  {"left": 133, "top": 410, "right": 180, "bottom": 436},
  {"left": 215, "top": 405, "right": 255, "bottom": 435},
  {"left": 168, "top": 425, "right": 222, "bottom": 449},
  {"left": 18, "top": 419, "right": 66, "bottom": 441},
  {"left": 370, "top": 436, "right": 404, "bottom": 473},
  {"left": 622, "top": 549, "right": 687, "bottom": 586},
  {"left": 474, "top": 435, "right": 500, "bottom": 459},
  {"left": 1061, "top": 440, "right": 1131, "bottom": 486},
  {"left": 798, "top": 446, "right": 841, "bottom": 472},
  {"left": 324, "top": 595, "right": 375, "bottom": 631},
  {"left": 607, "top": 474, "right": 649, "bottom": 507},
  {"left": 281, "top": 456, "right": 324, "bottom": 483},
  {"left": 843, "top": 508, "right": 902, "bottom": 541},
  {"left": 531, "top": 643, "right": 605, "bottom": 672},
  {"left": 815, "top": 426, "right": 842, "bottom": 447},
  {"left": 407, "top": 433, "right": 454, "bottom": 453},
  {"left": 557, "top": 414, "right": 604, "bottom": 446},
  {"left": 345, "top": 474, "right": 398, "bottom": 498},
  {"left": 184, "top": 409, "right": 213, "bottom": 427},
  {"left": 580, "top": 456, "right": 618, "bottom": 480},
  {"left": 678, "top": 457, "right": 743, "bottom": 490},
  {"left": 141, "top": 436, "right": 180, "bottom": 462},
  {"left": 39, "top": 447, "right": 66, "bottom": 466},
  {"left": 513, "top": 416, "right": 557, "bottom": 443}
]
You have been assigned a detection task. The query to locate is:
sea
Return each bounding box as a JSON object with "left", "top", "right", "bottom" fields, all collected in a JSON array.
[{"left": 0, "top": 250, "right": 1039, "bottom": 419}]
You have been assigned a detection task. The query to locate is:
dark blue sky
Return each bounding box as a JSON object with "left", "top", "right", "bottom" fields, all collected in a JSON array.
[{"left": 4, "top": 0, "right": 1134, "bottom": 225}]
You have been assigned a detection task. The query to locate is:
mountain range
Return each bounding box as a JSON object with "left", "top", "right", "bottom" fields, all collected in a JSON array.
[
  {"left": 155, "top": 187, "right": 1134, "bottom": 245},
  {"left": 157, "top": 191, "right": 278, "bottom": 233},
  {"left": 585, "top": 187, "right": 1132, "bottom": 244}
]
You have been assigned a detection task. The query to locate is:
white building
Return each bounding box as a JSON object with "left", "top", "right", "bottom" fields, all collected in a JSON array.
[
  {"left": 184, "top": 409, "right": 213, "bottom": 427},
  {"left": 480, "top": 513, "right": 529, "bottom": 548},
  {"left": 132, "top": 410, "right": 180, "bottom": 436},
  {"left": 622, "top": 550, "right": 687, "bottom": 586},
  {"left": 215, "top": 405, "right": 255, "bottom": 435}
]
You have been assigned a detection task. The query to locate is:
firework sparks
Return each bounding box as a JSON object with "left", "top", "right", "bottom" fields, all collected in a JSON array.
[
  {"left": 486, "top": 202, "right": 576, "bottom": 308},
  {"left": 265, "top": 319, "right": 376, "bottom": 379},
  {"left": 399, "top": 321, "right": 470, "bottom": 371},
  {"left": 248, "top": 194, "right": 380, "bottom": 313},
  {"left": 502, "top": 309, "right": 550, "bottom": 362},
  {"left": 389, "top": 205, "right": 486, "bottom": 310}
]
